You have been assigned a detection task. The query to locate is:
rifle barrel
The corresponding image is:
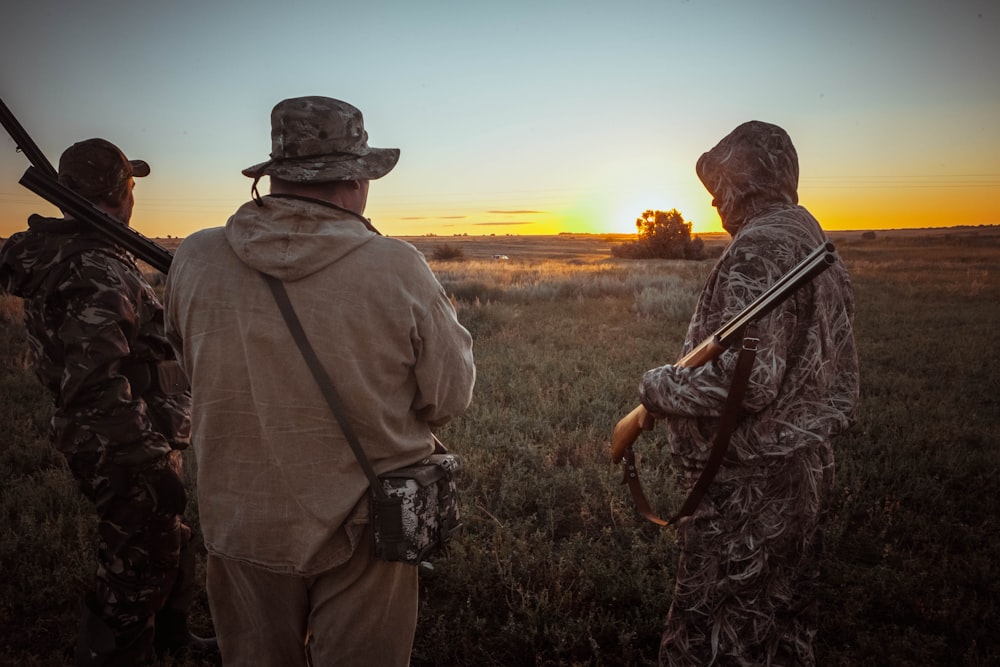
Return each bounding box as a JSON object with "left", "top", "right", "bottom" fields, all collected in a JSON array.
[
  {"left": 3, "top": 97, "right": 173, "bottom": 274},
  {"left": 0, "top": 97, "right": 58, "bottom": 179},
  {"left": 715, "top": 242, "right": 836, "bottom": 347},
  {"left": 19, "top": 166, "right": 173, "bottom": 274},
  {"left": 674, "top": 242, "right": 836, "bottom": 368}
]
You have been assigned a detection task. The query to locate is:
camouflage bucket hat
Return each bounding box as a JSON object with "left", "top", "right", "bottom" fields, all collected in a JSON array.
[
  {"left": 57, "top": 138, "right": 150, "bottom": 202},
  {"left": 242, "top": 96, "right": 400, "bottom": 182}
]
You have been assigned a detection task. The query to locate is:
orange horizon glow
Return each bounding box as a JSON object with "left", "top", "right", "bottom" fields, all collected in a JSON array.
[{"left": 2, "top": 182, "right": 997, "bottom": 240}]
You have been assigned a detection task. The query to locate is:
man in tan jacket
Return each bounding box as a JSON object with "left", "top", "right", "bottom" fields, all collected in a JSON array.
[{"left": 164, "top": 96, "right": 475, "bottom": 666}]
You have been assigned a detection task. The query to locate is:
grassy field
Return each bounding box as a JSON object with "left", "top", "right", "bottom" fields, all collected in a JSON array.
[{"left": 1, "top": 227, "right": 997, "bottom": 666}]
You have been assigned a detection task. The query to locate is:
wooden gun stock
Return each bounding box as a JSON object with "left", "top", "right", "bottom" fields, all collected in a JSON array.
[
  {"left": 609, "top": 337, "right": 725, "bottom": 463},
  {"left": 609, "top": 242, "right": 836, "bottom": 463},
  {"left": 609, "top": 404, "right": 653, "bottom": 463}
]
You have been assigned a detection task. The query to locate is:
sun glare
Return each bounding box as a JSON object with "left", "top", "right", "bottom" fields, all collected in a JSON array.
[{"left": 610, "top": 189, "right": 717, "bottom": 236}]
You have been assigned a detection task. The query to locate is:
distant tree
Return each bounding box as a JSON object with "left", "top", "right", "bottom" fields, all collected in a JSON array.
[{"left": 611, "top": 208, "right": 705, "bottom": 260}]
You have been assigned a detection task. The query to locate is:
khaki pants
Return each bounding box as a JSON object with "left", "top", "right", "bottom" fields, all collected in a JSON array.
[{"left": 206, "top": 524, "right": 418, "bottom": 667}]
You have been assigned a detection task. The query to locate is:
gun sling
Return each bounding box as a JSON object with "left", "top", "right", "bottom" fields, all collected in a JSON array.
[
  {"left": 621, "top": 326, "right": 758, "bottom": 526},
  {"left": 262, "top": 272, "right": 461, "bottom": 564},
  {"left": 260, "top": 272, "right": 391, "bottom": 503}
]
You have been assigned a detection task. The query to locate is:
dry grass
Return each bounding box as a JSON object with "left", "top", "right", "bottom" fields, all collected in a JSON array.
[{"left": 1, "top": 225, "right": 998, "bottom": 666}]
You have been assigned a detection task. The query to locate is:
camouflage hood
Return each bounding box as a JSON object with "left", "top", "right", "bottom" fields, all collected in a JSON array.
[
  {"left": 224, "top": 195, "right": 377, "bottom": 282},
  {"left": 0, "top": 215, "right": 123, "bottom": 298},
  {"left": 696, "top": 121, "right": 800, "bottom": 235}
]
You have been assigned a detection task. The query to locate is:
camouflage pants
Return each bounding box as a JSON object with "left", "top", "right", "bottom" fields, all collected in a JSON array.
[
  {"left": 68, "top": 447, "right": 195, "bottom": 656},
  {"left": 659, "top": 445, "right": 834, "bottom": 667}
]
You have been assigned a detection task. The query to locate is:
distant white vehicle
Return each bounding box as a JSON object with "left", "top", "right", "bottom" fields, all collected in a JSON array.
[{"left": 491, "top": 254, "right": 509, "bottom": 260}]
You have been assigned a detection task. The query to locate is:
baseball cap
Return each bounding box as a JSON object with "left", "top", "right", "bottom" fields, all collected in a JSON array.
[{"left": 57, "top": 138, "right": 150, "bottom": 202}]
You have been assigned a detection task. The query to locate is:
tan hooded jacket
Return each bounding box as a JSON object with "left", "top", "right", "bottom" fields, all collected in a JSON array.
[{"left": 164, "top": 196, "right": 475, "bottom": 574}]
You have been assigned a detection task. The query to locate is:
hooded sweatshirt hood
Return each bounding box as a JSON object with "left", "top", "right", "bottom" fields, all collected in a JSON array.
[
  {"left": 163, "top": 193, "right": 476, "bottom": 574},
  {"left": 696, "top": 121, "right": 800, "bottom": 235},
  {"left": 224, "top": 195, "right": 377, "bottom": 282}
]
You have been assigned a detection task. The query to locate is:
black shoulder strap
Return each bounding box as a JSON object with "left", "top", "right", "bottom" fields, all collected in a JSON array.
[{"left": 261, "top": 273, "right": 389, "bottom": 501}]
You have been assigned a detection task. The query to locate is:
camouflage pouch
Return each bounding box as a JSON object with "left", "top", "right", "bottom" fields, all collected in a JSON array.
[{"left": 371, "top": 453, "right": 462, "bottom": 564}]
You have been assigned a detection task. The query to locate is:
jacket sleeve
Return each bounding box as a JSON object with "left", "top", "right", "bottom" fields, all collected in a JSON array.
[
  {"left": 639, "top": 240, "right": 794, "bottom": 418},
  {"left": 410, "top": 285, "right": 476, "bottom": 427},
  {"left": 53, "top": 265, "right": 173, "bottom": 469}
]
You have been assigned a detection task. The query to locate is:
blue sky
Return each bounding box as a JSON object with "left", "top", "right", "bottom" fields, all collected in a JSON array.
[{"left": 1, "top": 0, "right": 997, "bottom": 238}]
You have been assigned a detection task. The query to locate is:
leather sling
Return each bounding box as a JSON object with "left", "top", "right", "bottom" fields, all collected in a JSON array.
[{"left": 622, "top": 328, "right": 758, "bottom": 526}]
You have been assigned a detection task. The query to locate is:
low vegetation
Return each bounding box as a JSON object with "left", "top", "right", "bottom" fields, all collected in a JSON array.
[
  {"left": 431, "top": 243, "right": 466, "bottom": 261},
  {"left": 1, "top": 228, "right": 997, "bottom": 665}
]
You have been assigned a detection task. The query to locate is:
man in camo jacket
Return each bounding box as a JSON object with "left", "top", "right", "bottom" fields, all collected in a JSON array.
[
  {"left": 638, "top": 121, "right": 860, "bottom": 666},
  {"left": 0, "top": 138, "right": 216, "bottom": 665}
]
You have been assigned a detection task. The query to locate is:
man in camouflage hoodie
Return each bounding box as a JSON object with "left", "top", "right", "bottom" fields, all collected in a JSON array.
[
  {"left": 638, "top": 121, "right": 859, "bottom": 665},
  {"left": 0, "top": 138, "right": 215, "bottom": 665}
]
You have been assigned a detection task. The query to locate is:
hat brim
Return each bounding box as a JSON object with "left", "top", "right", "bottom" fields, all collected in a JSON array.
[
  {"left": 242, "top": 148, "right": 399, "bottom": 182},
  {"left": 129, "top": 160, "right": 151, "bottom": 178}
]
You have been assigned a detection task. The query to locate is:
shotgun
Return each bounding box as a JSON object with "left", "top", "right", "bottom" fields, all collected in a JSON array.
[
  {"left": 610, "top": 241, "right": 837, "bottom": 463},
  {"left": 0, "top": 97, "right": 173, "bottom": 274}
]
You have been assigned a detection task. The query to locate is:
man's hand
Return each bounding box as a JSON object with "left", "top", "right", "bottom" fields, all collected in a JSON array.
[
  {"left": 141, "top": 462, "right": 188, "bottom": 516},
  {"left": 106, "top": 455, "right": 188, "bottom": 516}
]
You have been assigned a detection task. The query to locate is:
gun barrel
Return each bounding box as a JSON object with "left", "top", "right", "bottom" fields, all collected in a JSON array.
[
  {"left": 714, "top": 242, "right": 836, "bottom": 348},
  {"left": 614, "top": 241, "right": 838, "bottom": 460},
  {"left": 0, "top": 97, "right": 58, "bottom": 179},
  {"left": 3, "top": 97, "right": 173, "bottom": 274},
  {"left": 20, "top": 166, "right": 173, "bottom": 274}
]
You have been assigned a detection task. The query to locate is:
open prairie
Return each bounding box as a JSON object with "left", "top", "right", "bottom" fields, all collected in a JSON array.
[{"left": 1, "top": 226, "right": 998, "bottom": 665}]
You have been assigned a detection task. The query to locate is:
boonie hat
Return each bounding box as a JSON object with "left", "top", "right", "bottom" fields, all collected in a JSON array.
[
  {"left": 58, "top": 138, "right": 150, "bottom": 202},
  {"left": 242, "top": 96, "right": 399, "bottom": 183}
]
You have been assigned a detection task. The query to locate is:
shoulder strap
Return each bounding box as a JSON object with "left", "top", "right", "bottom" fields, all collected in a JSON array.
[
  {"left": 261, "top": 273, "right": 390, "bottom": 501},
  {"left": 621, "top": 327, "right": 759, "bottom": 526}
]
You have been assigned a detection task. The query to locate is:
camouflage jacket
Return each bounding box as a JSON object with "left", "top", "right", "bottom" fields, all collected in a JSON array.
[
  {"left": 640, "top": 122, "right": 859, "bottom": 480},
  {"left": 0, "top": 215, "right": 190, "bottom": 470}
]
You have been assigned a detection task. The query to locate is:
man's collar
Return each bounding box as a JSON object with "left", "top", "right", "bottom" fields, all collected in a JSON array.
[{"left": 265, "top": 193, "right": 381, "bottom": 235}]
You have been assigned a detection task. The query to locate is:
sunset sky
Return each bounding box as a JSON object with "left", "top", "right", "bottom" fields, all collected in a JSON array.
[{"left": 1, "top": 0, "right": 997, "bottom": 239}]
